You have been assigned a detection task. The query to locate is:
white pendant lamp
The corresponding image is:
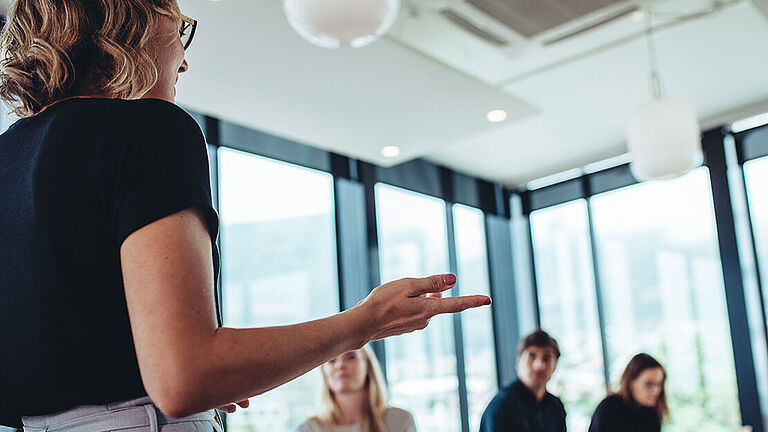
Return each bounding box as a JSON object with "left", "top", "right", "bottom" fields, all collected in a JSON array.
[
  {"left": 283, "top": 0, "right": 401, "bottom": 49},
  {"left": 628, "top": 10, "right": 702, "bottom": 181}
]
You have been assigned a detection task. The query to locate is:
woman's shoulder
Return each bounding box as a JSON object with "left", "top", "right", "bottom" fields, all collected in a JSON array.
[
  {"left": 101, "top": 99, "right": 204, "bottom": 150},
  {"left": 42, "top": 97, "right": 200, "bottom": 139},
  {"left": 601, "top": 394, "right": 625, "bottom": 404},
  {"left": 295, "top": 418, "right": 324, "bottom": 432},
  {"left": 589, "top": 395, "right": 626, "bottom": 432},
  {"left": 46, "top": 96, "right": 186, "bottom": 116},
  {"left": 116, "top": 98, "right": 198, "bottom": 128},
  {"left": 595, "top": 394, "right": 628, "bottom": 412},
  {"left": 383, "top": 406, "right": 416, "bottom": 428},
  {"left": 384, "top": 406, "right": 414, "bottom": 418}
]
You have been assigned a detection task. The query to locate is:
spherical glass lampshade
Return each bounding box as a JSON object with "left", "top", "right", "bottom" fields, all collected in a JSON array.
[
  {"left": 628, "top": 99, "right": 703, "bottom": 181},
  {"left": 283, "top": 0, "right": 401, "bottom": 49}
]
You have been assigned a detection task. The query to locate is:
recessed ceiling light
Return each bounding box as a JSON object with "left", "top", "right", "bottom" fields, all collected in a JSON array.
[
  {"left": 487, "top": 109, "right": 507, "bottom": 123},
  {"left": 381, "top": 146, "right": 400, "bottom": 158}
]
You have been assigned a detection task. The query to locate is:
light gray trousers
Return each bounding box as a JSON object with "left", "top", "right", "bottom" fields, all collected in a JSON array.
[{"left": 21, "top": 397, "right": 224, "bottom": 432}]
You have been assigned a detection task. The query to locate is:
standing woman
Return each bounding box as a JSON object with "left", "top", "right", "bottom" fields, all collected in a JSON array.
[
  {"left": 297, "top": 346, "right": 416, "bottom": 432},
  {"left": 0, "top": 1, "right": 491, "bottom": 431},
  {"left": 588, "top": 353, "right": 668, "bottom": 432}
]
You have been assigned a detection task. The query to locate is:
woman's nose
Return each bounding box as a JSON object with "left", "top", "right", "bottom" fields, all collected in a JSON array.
[{"left": 179, "top": 59, "right": 189, "bottom": 73}]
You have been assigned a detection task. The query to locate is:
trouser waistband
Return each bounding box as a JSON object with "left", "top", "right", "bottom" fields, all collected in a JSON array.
[{"left": 22, "top": 396, "right": 222, "bottom": 432}]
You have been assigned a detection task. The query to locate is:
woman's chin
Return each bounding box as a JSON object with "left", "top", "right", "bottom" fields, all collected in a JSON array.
[{"left": 333, "top": 385, "right": 364, "bottom": 395}]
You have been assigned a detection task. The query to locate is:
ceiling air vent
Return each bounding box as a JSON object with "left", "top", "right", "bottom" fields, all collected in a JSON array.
[
  {"left": 466, "top": 0, "right": 625, "bottom": 38},
  {"left": 542, "top": 3, "right": 640, "bottom": 46},
  {"left": 439, "top": 8, "right": 511, "bottom": 47}
]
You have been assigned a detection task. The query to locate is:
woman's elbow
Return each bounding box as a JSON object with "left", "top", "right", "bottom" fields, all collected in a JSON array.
[
  {"left": 142, "top": 362, "right": 208, "bottom": 418},
  {"left": 152, "top": 396, "right": 194, "bottom": 419}
]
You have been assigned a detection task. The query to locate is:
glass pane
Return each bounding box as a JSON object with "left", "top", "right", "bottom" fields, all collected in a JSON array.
[
  {"left": 743, "top": 156, "right": 768, "bottom": 428},
  {"left": 218, "top": 148, "right": 340, "bottom": 432},
  {"left": 745, "top": 156, "right": 768, "bottom": 336},
  {"left": 453, "top": 204, "right": 498, "bottom": 432},
  {"left": 591, "top": 168, "right": 741, "bottom": 432},
  {"left": 375, "top": 183, "right": 460, "bottom": 432},
  {"left": 530, "top": 200, "right": 606, "bottom": 432}
]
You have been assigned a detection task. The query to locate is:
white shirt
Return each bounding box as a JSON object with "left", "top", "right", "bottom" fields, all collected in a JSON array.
[{"left": 295, "top": 407, "right": 417, "bottom": 432}]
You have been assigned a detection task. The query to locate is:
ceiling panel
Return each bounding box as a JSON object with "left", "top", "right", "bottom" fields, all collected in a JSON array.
[{"left": 467, "top": 0, "right": 624, "bottom": 37}]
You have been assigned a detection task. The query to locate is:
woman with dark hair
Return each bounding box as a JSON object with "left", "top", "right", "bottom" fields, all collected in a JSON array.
[
  {"left": 588, "top": 353, "right": 668, "bottom": 432},
  {"left": 0, "top": 1, "right": 491, "bottom": 431}
]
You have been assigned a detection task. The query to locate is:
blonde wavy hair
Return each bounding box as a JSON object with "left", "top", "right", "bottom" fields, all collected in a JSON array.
[
  {"left": 311, "top": 346, "right": 389, "bottom": 432},
  {"left": 0, "top": 0, "right": 182, "bottom": 117}
]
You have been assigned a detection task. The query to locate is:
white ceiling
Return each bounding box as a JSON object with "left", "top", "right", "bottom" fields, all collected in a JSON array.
[
  {"left": 424, "top": 0, "right": 768, "bottom": 184},
  {"left": 174, "top": 0, "right": 768, "bottom": 185},
  {"left": 174, "top": 0, "right": 538, "bottom": 171},
  {"left": 5, "top": 0, "right": 765, "bottom": 185}
]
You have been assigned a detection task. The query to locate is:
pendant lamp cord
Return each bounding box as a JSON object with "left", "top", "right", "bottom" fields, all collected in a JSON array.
[{"left": 644, "top": 9, "right": 664, "bottom": 100}]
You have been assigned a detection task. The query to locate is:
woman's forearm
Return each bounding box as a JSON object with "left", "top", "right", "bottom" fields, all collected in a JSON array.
[{"left": 162, "top": 307, "right": 369, "bottom": 417}]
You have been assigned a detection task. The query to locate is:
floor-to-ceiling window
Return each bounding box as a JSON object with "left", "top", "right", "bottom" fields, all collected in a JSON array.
[
  {"left": 743, "top": 154, "right": 768, "bottom": 429},
  {"left": 590, "top": 168, "right": 740, "bottom": 432},
  {"left": 218, "top": 148, "right": 340, "bottom": 432},
  {"left": 530, "top": 200, "right": 606, "bottom": 432},
  {"left": 744, "top": 156, "right": 768, "bottom": 332},
  {"left": 453, "top": 204, "right": 498, "bottom": 432},
  {"left": 374, "top": 183, "right": 460, "bottom": 432}
]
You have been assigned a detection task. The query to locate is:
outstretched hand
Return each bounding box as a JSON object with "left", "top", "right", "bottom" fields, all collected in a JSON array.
[{"left": 353, "top": 274, "right": 491, "bottom": 342}]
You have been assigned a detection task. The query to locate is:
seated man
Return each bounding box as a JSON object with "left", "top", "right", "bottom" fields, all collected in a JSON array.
[{"left": 480, "top": 329, "right": 566, "bottom": 432}]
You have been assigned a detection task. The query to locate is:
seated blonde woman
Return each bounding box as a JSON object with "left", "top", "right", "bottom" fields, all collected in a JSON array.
[{"left": 297, "top": 346, "right": 417, "bottom": 432}]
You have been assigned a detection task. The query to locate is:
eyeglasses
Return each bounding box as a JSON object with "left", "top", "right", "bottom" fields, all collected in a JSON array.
[{"left": 179, "top": 14, "right": 197, "bottom": 50}]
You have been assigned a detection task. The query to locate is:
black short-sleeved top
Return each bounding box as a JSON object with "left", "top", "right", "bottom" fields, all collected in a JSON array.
[
  {"left": 588, "top": 395, "right": 661, "bottom": 432},
  {"left": 0, "top": 98, "right": 220, "bottom": 427},
  {"left": 479, "top": 380, "right": 567, "bottom": 432}
]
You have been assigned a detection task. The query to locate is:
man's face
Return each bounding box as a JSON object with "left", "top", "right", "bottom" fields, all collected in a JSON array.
[{"left": 517, "top": 346, "right": 558, "bottom": 391}]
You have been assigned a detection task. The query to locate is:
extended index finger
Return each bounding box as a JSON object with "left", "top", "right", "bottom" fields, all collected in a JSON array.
[{"left": 432, "top": 295, "right": 491, "bottom": 315}]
